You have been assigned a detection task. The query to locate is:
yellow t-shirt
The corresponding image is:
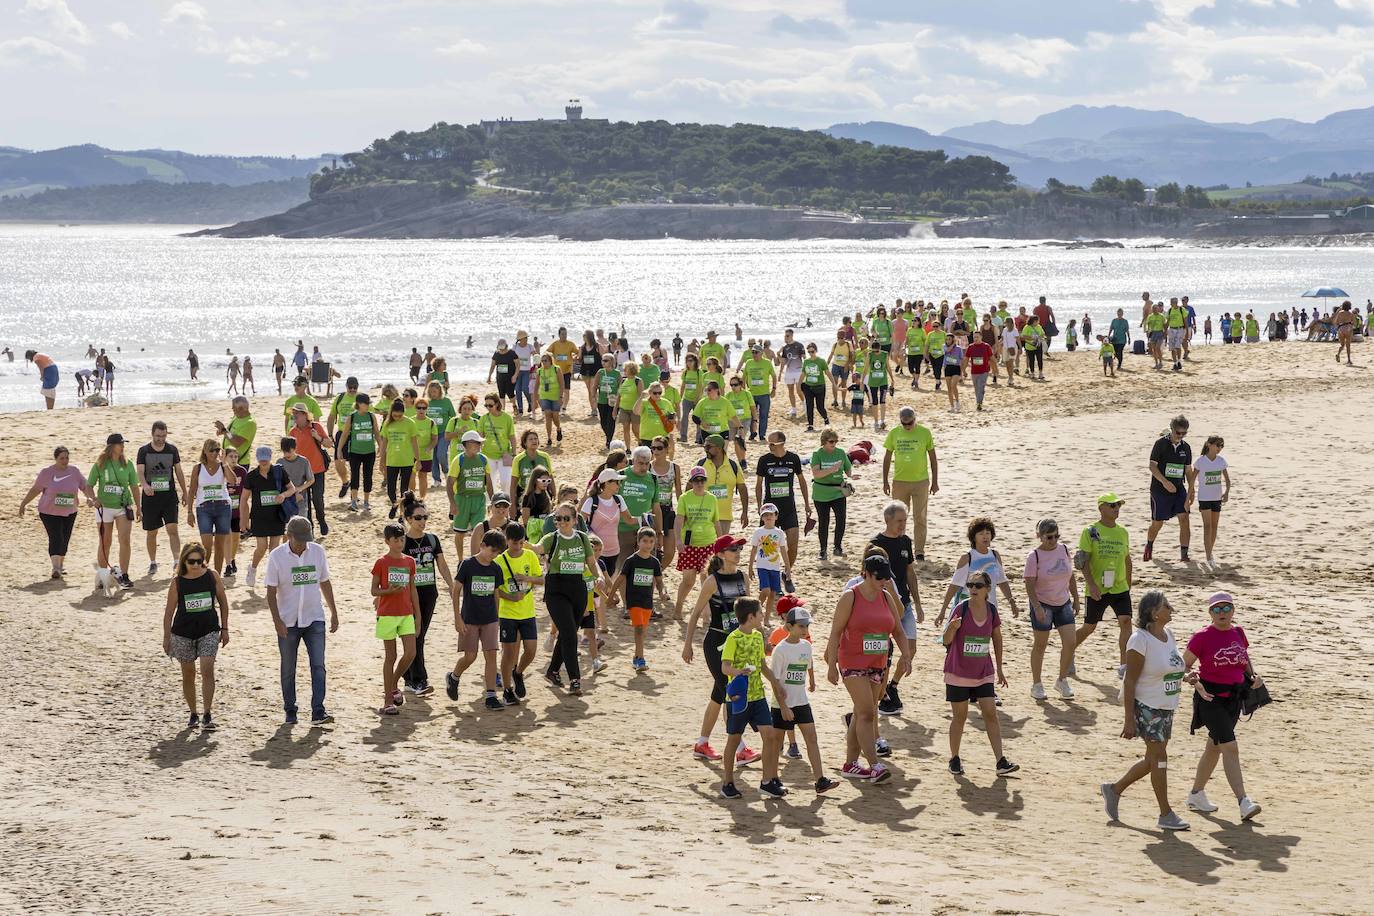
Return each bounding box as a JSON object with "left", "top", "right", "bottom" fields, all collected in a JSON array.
[{"left": 548, "top": 339, "right": 578, "bottom": 374}]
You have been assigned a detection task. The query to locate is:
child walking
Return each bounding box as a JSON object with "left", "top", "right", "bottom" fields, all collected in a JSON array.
[
  {"left": 613, "top": 527, "right": 670, "bottom": 671},
  {"left": 371, "top": 523, "right": 419, "bottom": 716}
]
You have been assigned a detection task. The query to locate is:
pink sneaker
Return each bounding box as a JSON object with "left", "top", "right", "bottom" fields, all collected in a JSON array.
[
  {"left": 735, "top": 746, "right": 761, "bottom": 766},
  {"left": 870, "top": 763, "right": 892, "bottom": 784},
  {"left": 840, "top": 761, "right": 874, "bottom": 780},
  {"left": 693, "top": 740, "right": 722, "bottom": 761}
]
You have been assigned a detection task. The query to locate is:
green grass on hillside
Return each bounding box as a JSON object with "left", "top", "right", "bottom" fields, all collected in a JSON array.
[
  {"left": 106, "top": 155, "right": 186, "bottom": 182},
  {"left": 1209, "top": 181, "right": 1364, "bottom": 202}
]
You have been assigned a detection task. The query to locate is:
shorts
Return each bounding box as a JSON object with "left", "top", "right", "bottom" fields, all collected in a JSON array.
[
  {"left": 659, "top": 504, "right": 676, "bottom": 533},
  {"left": 1030, "top": 599, "right": 1075, "bottom": 632},
  {"left": 946, "top": 682, "right": 996, "bottom": 703},
  {"left": 41, "top": 364, "right": 59, "bottom": 391},
  {"left": 770, "top": 703, "right": 815, "bottom": 730},
  {"left": 1190, "top": 689, "right": 1241, "bottom": 745},
  {"left": 250, "top": 512, "right": 286, "bottom": 539},
  {"left": 1167, "top": 327, "right": 1185, "bottom": 349},
  {"left": 616, "top": 408, "right": 636, "bottom": 424},
  {"left": 1148, "top": 330, "right": 1165, "bottom": 344},
  {"left": 782, "top": 366, "right": 802, "bottom": 385},
  {"left": 142, "top": 495, "right": 180, "bottom": 531},
  {"left": 1133, "top": 700, "right": 1175, "bottom": 743},
  {"left": 461, "top": 620, "right": 499, "bottom": 652},
  {"left": 419, "top": 459, "right": 433, "bottom": 474},
  {"left": 771, "top": 502, "right": 798, "bottom": 532},
  {"left": 726, "top": 697, "right": 772, "bottom": 736},
  {"left": 867, "top": 386, "right": 887, "bottom": 403},
  {"left": 375, "top": 614, "right": 418, "bottom": 640},
  {"left": 579, "top": 608, "right": 597, "bottom": 630},
  {"left": 840, "top": 666, "right": 884, "bottom": 684},
  {"left": 756, "top": 568, "right": 782, "bottom": 593},
  {"left": 95, "top": 505, "right": 131, "bottom": 524},
  {"left": 169, "top": 631, "right": 220, "bottom": 662},
  {"left": 628, "top": 606, "right": 653, "bottom": 628},
  {"left": 452, "top": 493, "right": 487, "bottom": 532},
  {"left": 899, "top": 600, "right": 918, "bottom": 640},
  {"left": 942, "top": 364, "right": 961, "bottom": 378},
  {"left": 561, "top": 372, "right": 572, "bottom": 388},
  {"left": 850, "top": 401, "right": 866, "bottom": 415},
  {"left": 676, "top": 544, "right": 711, "bottom": 572},
  {"left": 1198, "top": 499, "right": 1222, "bottom": 513},
  {"left": 540, "top": 398, "right": 561, "bottom": 413},
  {"left": 1085, "top": 590, "right": 1131, "bottom": 625},
  {"left": 499, "top": 617, "right": 538, "bottom": 643},
  {"left": 1150, "top": 487, "right": 1188, "bottom": 521},
  {"left": 196, "top": 502, "right": 232, "bottom": 535}
]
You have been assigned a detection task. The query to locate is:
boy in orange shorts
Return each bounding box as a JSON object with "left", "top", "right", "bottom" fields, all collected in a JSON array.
[{"left": 613, "top": 527, "right": 668, "bottom": 671}]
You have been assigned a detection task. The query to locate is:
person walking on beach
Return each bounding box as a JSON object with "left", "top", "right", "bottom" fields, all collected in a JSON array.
[
  {"left": 1194, "top": 436, "right": 1230, "bottom": 565},
  {"left": 19, "top": 445, "right": 96, "bottom": 579},
  {"left": 1109, "top": 308, "right": 1131, "bottom": 369},
  {"left": 1334, "top": 301, "right": 1357, "bottom": 365},
  {"left": 162, "top": 542, "right": 230, "bottom": 730},
  {"left": 241, "top": 445, "right": 298, "bottom": 588},
  {"left": 137, "top": 421, "right": 187, "bottom": 578},
  {"left": 225, "top": 356, "right": 240, "bottom": 395},
  {"left": 25, "top": 350, "right": 60, "bottom": 409},
  {"left": 1144, "top": 415, "right": 1194, "bottom": 562},
  {"left": 1166, "top": 298, "right": 1188, "bottom": 372},
  {"left": 1024, "top": 518, "right": 1079, "bottom": 701},
  {"left": 264, "top": 515, "right": 338, "bottom": 725},
  {"left": 185, "top": 439, "right": 233, "bottom": 575},
  {"left": 186, "top": 349, "right": 199, "bottom": 381},
  {"left": 882, "top": 406, "right": 938, "bottom": 562},
  {"left": 90, "top": 432, "right": 140, "bottom": 590},
  {"left": 240, "top": 356, "right": 256, "bottom": 396},
  {"left": 942, "top": 571, "right": 1018, "bottom": 777},
  {"left": 1182, "top": 592, "right": 1264, "bottom": 822},
  {"left": 216, "top": 396, "right": 257, "bottom": 468},
  {"left": 1074, "top": 493, "right": 1133, "bottom": 685},
  {"left": 288, "top": 404, "right": 330, "bottom": 536},
  {"left": 372, "top": 523, "right": 420, "bottom": 716},
  {"left": 272, "top": 349, "right": 287, "bottom": 394},
  {"left": 1100, "top": 590, "right": 1193, "bottom": 831}
]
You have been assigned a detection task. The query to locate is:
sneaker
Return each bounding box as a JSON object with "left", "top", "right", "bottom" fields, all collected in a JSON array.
[
  {"left": 404, "top": 683, "right": 419, "bottom": 694},
  {"left": 445, "top": 671, "right": 459, "bottom": 701},
  {"left": 841, "top": 761, "right": 874, "bottom": 780},
  {"left": 513, "top": 670, "right": 526, "bottom": 698},
  {"left": 996, "top": 757, "right": 1020, "bottom": 776},
  {"left": 245, "top": 565, "right": 257, "bottom": 588},
  {"left": 201, "top": 713, "right": 217, "bottom": 730},
  {"left": 388, "top": 504, "right": 397, "bottom": 519},
  {"left": 1030, "top": 682, "right": 1048, "bottom": 701},
  {"left": 310, "top": 713, "right": 334, "bottom": 726},
  {"left": 878, "top": 683, "right": 903, "bottom": 715},
  {"left": 1186, "top": 790, "right": 1218, "bottom": 813},
  {"left": 833, "top": 547, "right": 845, "bottom": 557},
  {"left": 693, "top": 740, "right": 722, "bottom": 761},
  {"left": 815, "top": 777, "right": 840, "bottom": 793},
  {"left": 948, "top": 756, "right": 964, "bottom": 776},
  {"left": 719, "top": 781, "right": 743, "bottom": 800},
  {"left": 1055, "top": 678, "right": 1075, "bottom": 699},
  {"left": 349, "top": 499, "right": 359, "bottom": 512},
  {"left": 735, "top": 746, "right": 761, "bottom": 766},
  {"left": 415, "top": 683, "right": 435, "bottom": 698},
  {"left": 994, "top": 693, "right": 1003, "bottom": 707},
  {"left": 502, "top": 688, "right": 519, "bottom": 706},
  {"left": 819, "top": 550, "right": 828, "bottom": 562},
  {"left": 117, "top": 572, "right": 135, "bottom": 590},
  {"left": 632, "top": 657, "right": 648, "bottom": 671},
  {"left": 224, "top": 560, "right": 237, "bottom": 577},
  {"left": 787, "top": 742, "right": 802, "bottom": 760},
  {"left": 870, "top": 763, "right": 892, "bottom": 784},
  {"left": 759, "top": 778, "right": 789, "bottom": 798},
  {"left": 186, "top": 713, "right": 200, "bottom": 729},
  {"left": 568, "top": 678, "right": 582, "bottom": 695},
  {"left": 338, "top": 481, "right": 350, "bottom": 499},
  {"left": 1100, "top": 783, "right": 1121, "bottom": 821},
  {"left": 148, "top": 562, "right": 158, "bottom": 576},
  {"left": 591, "top": 656, "right": 608, "bottom": 674},
  {"left": 1158, "top": 810, "right": 1191, "bottom": 831},
  {"left": 1239, "top": 797, "right": 1262, "bottom": 821},
  {"left": 544, "top": 671, "right": 564, "bottom": 689},
  {"left": 284, "top": 712, "right": 298, "bottom": 725},
  {"left": 875, "top": 738, "right": 892, "bottom": 758},
  {"left": 1143, "top": 542, "right": 1153, "bottom": 562},
  {"left": 484, "top": 694, "right": 504, "bottom": 710}
]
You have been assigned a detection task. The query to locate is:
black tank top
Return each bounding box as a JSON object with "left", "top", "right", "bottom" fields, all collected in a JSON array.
[
  {"left": 707, "top": 570, "right": 748, "bottom": 635},
  {"left": 171, "top": 572, "right": 220, "bottom": 639}
]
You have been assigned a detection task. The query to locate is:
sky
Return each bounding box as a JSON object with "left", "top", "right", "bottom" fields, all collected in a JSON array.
[{"left": 2, "top": 0, "right": 1373, "bottom": 156}]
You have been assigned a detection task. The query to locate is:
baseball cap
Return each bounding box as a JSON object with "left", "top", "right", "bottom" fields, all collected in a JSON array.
[
  {"left": 784, "top": 606, "right": 813, "bottom": 626},
  {"left": 710, "top": 534, "right": 746, "bottom": 554},
  {"left": 776, "top": 595, "right": 808, "bottom": 616},
  {"left": 1097, "top": 492, "right": 1124, "bottom": 505},
  {"left": 705, "top": 434, "right": 725, "bottom": 448},
  {"left": 491, "top": 492, "right": 512, "bottom": 506},
  {"left": 461, "top": 430, "right": 484, "bottom": 443},
  {"left": 688, "top": 466, "right": 707, "bottom": 480},
  {"left": 255, "top": 445, "right": 273, "bottom": 461},
  {"left": 597, "top": 468, "right": 626, "bottom": 484},
  {"left": 760, "top": 502, "right": 779, "bottom": 517},
  {"left": 1207, "top": 591, "right": 1235, "bottom": 611}
]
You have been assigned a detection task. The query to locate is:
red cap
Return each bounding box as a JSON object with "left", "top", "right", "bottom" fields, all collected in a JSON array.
[
  {"left": 710, "top": 534, "right": 746, "bottom": 554},
  {"left": 776, "top": 594, "right": 808, "bottom": 615}
]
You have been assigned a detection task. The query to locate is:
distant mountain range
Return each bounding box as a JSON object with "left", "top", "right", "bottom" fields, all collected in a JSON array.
[
  {"left": 828, "top": 104, "right": 1374, "bottom": 188},
  {"left": 0, "top": 144, "right": 331, "bottom": 197}
]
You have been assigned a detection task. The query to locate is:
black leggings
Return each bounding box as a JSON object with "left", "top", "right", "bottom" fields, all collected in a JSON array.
[
  {"left": 348, "top": 452, "right": 375, "bottom": 494},
  {"left": 704, "top": 629, "right": 727, "bottom": 704},
  {"left": 803, "top": 386, "right": 829, "bottom": 426},
  {"left": 385, "top": 465, "right": 413, "bottom": 505},
  {"left": 908, "top": 354, "right": 923, "bottom": 376},
  {"left": 40, "top": 512, "right": 76, "bottom": 557},
  {"left": 597, "top": 404, "right": 616, "bottom": 447},
  {"left": 404, "top": 585, "right": 438, "bottom": 688},
  {"left": 1113, "top": 343, "right": 1125, "bottom": 368},
  {"left": 1026, "top": 349, "right": 1044, "bottom": 374},
  {"left": 544, "top": 574, "right": 587, "bottom": 681},
  {"left": 304, "top": 478, "right": 328, "bottom": 534},
  {"left": 816, "top": 497, "right": 847, "bottom": 551}
]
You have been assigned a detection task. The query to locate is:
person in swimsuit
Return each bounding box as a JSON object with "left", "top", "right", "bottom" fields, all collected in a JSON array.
[{"left": 1334, "top": 300, "right": 1357, "bottom": 365}]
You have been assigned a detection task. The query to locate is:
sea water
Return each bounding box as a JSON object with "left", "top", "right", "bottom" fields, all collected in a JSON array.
[{"left": 0, "top": 222, "right": 1366, "bottom": 413}]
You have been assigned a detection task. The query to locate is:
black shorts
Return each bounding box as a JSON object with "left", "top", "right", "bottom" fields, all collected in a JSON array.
[
  {"left": 771, "top": 703, "right": 815, "bottom": 729},
  {"left": 141, "top": 494, "right": 180, "bottom": 531},
  {"left": 867, "top": 386, "right": 887, "bottom": 403},
  {"left": 1085, "top": 590, "right": 1132, "bottom": 625},
  {"left": 875, "top": 343, "right": 892, "bottom": 353},
  {"left": 1190, "top": 688, "right": 1241, "bottom": 745},
  {"left": 561, "top": 372, "right": 572, "bottom": 388},
  {"left": 1198, "top": 499, "right": 1222, "bottom": 513},
  {"left": 942, "top": 364, "right": 961, "bottom": 378},
  {"left": 1150, "top": 487, "right": 1188, "bottom": 521},
  {"left": 580, "top": 609, "right": 597, "bottom": 629},
  {"left": 499, "top": 617, "right": 538, "bottom": 643},
  {"left": 946, "top": 682, "right": 996, "bottom": 703},
  {"left": 764, "top": 499, "right": 798, "bottom": 531}
]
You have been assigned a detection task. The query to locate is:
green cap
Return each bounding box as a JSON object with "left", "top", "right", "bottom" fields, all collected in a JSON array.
[
  {"left": 704, "top": 434, "right": 725, "bottom": 448},
  {"left": 1097, "top": 492, "right": 1124, "bottom": 505}
]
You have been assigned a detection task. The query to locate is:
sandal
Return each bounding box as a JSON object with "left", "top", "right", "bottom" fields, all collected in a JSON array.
[{"left": 378, "top": 704, "right": 400, "bottom": 716}]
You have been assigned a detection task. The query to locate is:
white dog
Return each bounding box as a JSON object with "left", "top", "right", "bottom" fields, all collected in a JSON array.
[{"left": 94, "top": 566, "right": 119, "bottom": 598}]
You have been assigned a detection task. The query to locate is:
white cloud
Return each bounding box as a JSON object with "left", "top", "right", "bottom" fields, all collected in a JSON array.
[
  {"left": 163, "top": 1, "right": 209, "bottom": 29},
  {"left": 209, "top": 35, "right": 293, "bottom": 66},
  {"left": 21, "top": 0, "right": 91, "bottom": 45},
  {"left": 0, "top": 35, "right": 82, "bottom": 68},
  {"left": 107, "top": 21, "right": 136, "bottom": 40},
  {"left": 643, "top": 0, "right": 710, "bottom": 32},
  {"left": 436, "top": 38, "right": 487, "bottom": 55}
]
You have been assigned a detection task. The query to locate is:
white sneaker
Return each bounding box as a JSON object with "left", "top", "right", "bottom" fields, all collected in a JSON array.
[
  {"left": 591, "top": 656, "right": 608, "bottom": 673},
  {"left": 1186, "top": 790, "right": 1219, "bottom": 813},
  {"left": 1239, "top": 796, "right": 1262, "bottom": 821},
  {"left": 1055, "top": 678, "right": 1075, "bottom": 699},
  {"left": 1030, "top": 682, "right": 1047, "bottom": 701},
  {"left": 245, "top": 565, "right": 257, "bottom": 587}
]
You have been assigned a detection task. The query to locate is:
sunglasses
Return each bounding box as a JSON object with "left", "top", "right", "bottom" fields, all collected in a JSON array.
[
  {"left": 556, "top": 515, "right": 575, "bottom": 523},
  {"left": 968, "top": 582, "right": 990, "bottom": 590},
  {"left": 722, "top": 545, "right": 742, "bottom": 553},
  {"left": 207, "top": 447, "right": 221, "bottom": 453},
  {"left": 186, "top": 558, "right": 205, "bottom": 566},
  {"left": 485, "top": 401, "right": 497, "bottom": 407},
  {"left": 1103, "top": 502, "right": 1123, "bottom": 509},
  {"left": 1210, "top": 604, "right": 1234, "bottom": 614},
  {"left": 651, "top": 445, "right": 667, "bottom": 451},
  {"left": 411, "top": 514, "right": 429, "bottom": 521},
  {"left": 730, "top": 382, "right": 743, "bottom": 387}
]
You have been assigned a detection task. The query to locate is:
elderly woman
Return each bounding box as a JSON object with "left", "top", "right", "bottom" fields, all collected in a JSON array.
[
  {"left": 1024, "top": 518, "right": 1080, "bottom": 701},
  {"left": 1100, "top": 590, "right": 1193, "bottom": 830}
]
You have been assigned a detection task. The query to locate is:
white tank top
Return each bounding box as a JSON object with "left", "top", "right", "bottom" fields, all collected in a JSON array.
[{"left": 196, "top": 463, "right": 230, "bottom": 506}]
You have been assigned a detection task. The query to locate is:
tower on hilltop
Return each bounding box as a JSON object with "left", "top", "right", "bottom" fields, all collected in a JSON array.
[{"left": 565, "top": 99, "right": 583, "bottom": 121}]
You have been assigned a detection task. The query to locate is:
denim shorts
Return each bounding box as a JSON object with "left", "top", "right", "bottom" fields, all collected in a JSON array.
[
  {"left": 899, "top": 600, "right": 918, "bottom": 640},
  {"left": 756, "top": 568, "right": 782, "bottom": 593},
  {"left": 540, "top": 398, "right": 561, "bottom": 413},
  {"left": 196, "top": 502, "right": 232, "bottom": 535},
  {"left": 1030, "top": 599, "right": 1075, "bottom": 631}
]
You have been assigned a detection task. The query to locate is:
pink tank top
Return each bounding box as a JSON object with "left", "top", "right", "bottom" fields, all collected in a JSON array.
[{"left": 839, "top": 585, "right": 894, "bottom": 669}]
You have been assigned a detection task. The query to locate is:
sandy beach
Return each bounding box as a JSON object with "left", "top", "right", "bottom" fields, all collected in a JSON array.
[{"left": 2, "top": 338, "right": 1370, "bottom": 915}]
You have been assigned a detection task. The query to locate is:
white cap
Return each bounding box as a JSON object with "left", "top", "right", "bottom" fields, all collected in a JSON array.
[
  {"left": 609, "top": 439, "right": 627, "bottom": 452},
  {"left": 597, "top": 468, "right": 625, "bottom": 484},
  {"left": 461, "top": 430, "right": 484, "bottom": 444}
]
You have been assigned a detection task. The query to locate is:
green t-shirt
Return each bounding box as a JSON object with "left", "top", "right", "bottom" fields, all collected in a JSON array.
[
  {"left": 926, "top": 329, "right": 947, "bottom": 358},
  {"left": 537, "top": 365, "right": 562, "bottom": 401},
  {"left": 88, "top": 459, "right": 137, "bottom": 509},
  {"left": 906, "top": 327, "right": 927, "bottom": 355},
  {"left": 1145, "top": 312, "right": 1166, "bottom": 333},
  {"left": 346, "top": 410, "right": 376, "bottom": 455},
  {"left": 223, "top": 415, "right": 257, "bottom": 466},
  {"left": 445, "top": 414, "right": 478, "bottom": 442},
  {"left": 1021, "top": 325, "right": 1044, "bottom": 351},
  {"left": 478, "top": 412, "right": 515, "bottom": 460},
  {"left": 449, "top": 451, "right": 490, "bottom": 494},
  {"left": 617, "top": 375, "right": 642, "bottom": 407},
  {"left": 1078, "top": 522, "right": 1130, "bottom": 595},
  {"left": 618, "top": 468, "right": 658, "bottom": 531},
  {"left": 680, "top": 368, "right": 703, "bottom": 402},
  {"left": 539, "top": 530, "right": 592, "bottom": 576},
  {"left": 699, "top": 342, "right": 725, "bottom": 366},
  {"left": 382, "top": 416, "right": 419, "bottom": 467},
  {"left": 721, "top": 628, "right": 766, "bottom": 701},
  {"left": 413, "top": 416, "right": 436, "bottom": 454},
  {"left": 1167, "top": 307, "right": 1187, "bottom": 329},
  {"left": 330, "top": 392, "right": 358, "bottom": 424},
  {"left": 865, "top": 350, "right": 889, "bottom": 386},
  {"left": 1245, "top": 318, "right": 1259, "bottom": 336},
  {"left": 691, "top": 397, "right": 734, "bottom": 434},
  {"left": 870, "top": 317, "right": 892, "bottom": 345},
  {"left": 725, "top": 390, "right": 753, "bottom": 421},
  {"left": 801, "top": 357, "right": 827, "bottom": 388},
  {"left": 596, "top": 369, "right": 621, "bottom": 405},
  {"left": 740, "top": 357, "right": 775, "bottom": 397},
  {"left": 676, "top": 490, "right": 719, "bottom": 546},
  {"left": 513, "top": 450, "right": 551, "bottom": 496},
  {"left": 424, "top": 397, "right": 456, "bottom": 433},
  {"left": 1099, "top": 341, "right": 1114, "bottom": 360},
  {"left": 882, "top": 424, "right": 934, "bottom": 483},
  {"left": 810, "top": 447, "right": 851, "bottom": 503},
  {"left": 283, "top": 393, "right": 321, "bottom": 431}
]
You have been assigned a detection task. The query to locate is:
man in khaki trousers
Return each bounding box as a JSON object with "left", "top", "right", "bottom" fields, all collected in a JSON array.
[{"left": 881, "top": 406, "right": 939, "bottom": 560}]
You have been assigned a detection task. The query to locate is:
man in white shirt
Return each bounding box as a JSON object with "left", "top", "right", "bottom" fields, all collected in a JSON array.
[{"left": 264, "top": 515, "right": 339, "bottom": 725}]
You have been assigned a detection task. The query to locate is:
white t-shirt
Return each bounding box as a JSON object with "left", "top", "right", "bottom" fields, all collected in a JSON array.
[
  {"left": 513, "top": 343, "right": 536, "bottom": 371},
  {"left": 1194, "top": 454, "right": 1228, "bottom": 502},
  {"left": 263, "top": 541, "right": 331, "bottom": 628},
  {"left": 1126, "top": 627, "right": 1185, "bottom": 711},
  {"left": 750, "top": 526, "right": 787, "bottom": 571},
  {"left": 951, "top": 548, "right": 1007, "bottom": 606},
  {"left": 1001, "top": 327, "right": 1019, "bottom": 350},
  {"left": 769, "top": 637, "right": 812, "bottom": 709}
]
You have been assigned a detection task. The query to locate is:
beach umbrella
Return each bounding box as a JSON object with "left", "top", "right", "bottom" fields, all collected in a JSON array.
[{"left": 1301, "top": 287, "right": 1349, "bottom": 308}]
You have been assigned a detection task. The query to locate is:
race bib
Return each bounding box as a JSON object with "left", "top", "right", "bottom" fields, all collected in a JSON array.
[
  {"left": 497, "top": 365, "right": 511, "bottom": 374},
  {"left": 470, "top": 575, "right": 496, "bottom": 596},
  {"left": 632, "top": 568, "right": 654, "bottom": 587},
  {"left": 183, "top": 591, "right": 214, "bottom": 613},
  {"left": 963, "top": 635, "right": 991, "bottom": 656},
  {"left": 103, "top": 483, "right": 124, "bottom": 497},
  {"left": 1165, "top": 462, "right": 1185, "bottom": 479},
  {"left": 749, "top": 374, "right": 764, "bottom": 388},
  {"left": 53, "top": 492, "right": 76, "bottom": 508},
  {"left": 290, "top": 565, "right": 318, "bottom": 586},
  {"left": 862, "top": 633, "right": 888, "bottom": 655},
  {"left": 387, "top": 567, "right": 410, "bottom": 588},
  {"left": 784, "top": 663, "right": 807, "bottom": 685},
  {"left": 415, "top": 566, "right": 435, "bottom": 586},
  {"left": 1163, "top": 671, "right": 1183, "bottom": 695},
  {"left": 201, "top": 483, "right": 225, "bottom": 501},
  {"left": 1204, "top": 470, "right": 1222, "bottom": 486},
  {"left": 151, "top": 477, "right": 171, "bottom": 492},
  {"left": 463, "top": 475, "right": 484, "bottom": 491},
  {"left": 708, "top": 484, "right": 728, "bottom": 499},
  {"left": 230, "top": 496, "right": 240, "bottom": 510},
  {"left": 768, "top": 481, "right": 791, "bottom": 498},
  {"left": 260, "top": 490, "right": 280, "bottom": 507},
  {"left": 355, "top": 431, "right": 373, "bottom": 443}
]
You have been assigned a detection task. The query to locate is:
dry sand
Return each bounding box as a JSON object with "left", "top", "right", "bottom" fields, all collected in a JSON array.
[{"left": 1, "top": 339, "right": 1371, "bottom": 915}]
